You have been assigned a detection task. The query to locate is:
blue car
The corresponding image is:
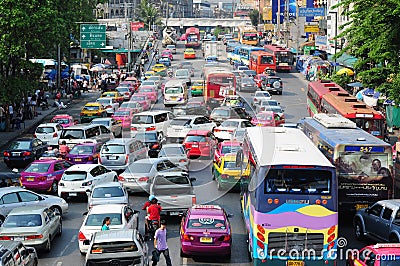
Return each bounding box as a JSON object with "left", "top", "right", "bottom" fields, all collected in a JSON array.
[{"left": 158, "top": 57, "right": 171, "bottom": 67}]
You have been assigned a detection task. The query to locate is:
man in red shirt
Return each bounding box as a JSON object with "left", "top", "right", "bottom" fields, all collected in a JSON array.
[{"left": 147, "top": 198, "right": 162, "bottom": 222}]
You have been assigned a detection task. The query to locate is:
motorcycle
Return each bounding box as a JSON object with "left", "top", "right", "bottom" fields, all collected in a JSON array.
[{"left": 145, "top": 219, "right": 160, "bottom": 241}]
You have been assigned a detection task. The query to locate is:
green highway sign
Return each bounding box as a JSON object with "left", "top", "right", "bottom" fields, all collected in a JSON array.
[{"left": 80, "top": 24, "right": 106, "bottom": 49}]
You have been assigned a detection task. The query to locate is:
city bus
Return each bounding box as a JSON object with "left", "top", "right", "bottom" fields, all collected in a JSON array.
[
  {"left": 263, "top": 44, "right": 294, "bottom": 72},
  {"left": 249, "top": 51, "right": 276, "bottom": 74},
  {"left": 226, "top": 41, "right": 241, "bottom": 64},
  {"left": 237, "top": 25, "right": 258, "bottom": 46},
  {"left": 237, "top": 45, "right": 264, "bottom": 66},
  {"left": 321, "top": 92, "right": 385, "bottom": 138},
  {"left": 299, "top": 114, "right": 393, "bottom": 211},
  {"left": 241, "top": 127, "right": 338, "bottom": 265},
  {"left": 307, "top": 80, "right": 347, "bottom": 116},
  {"left": 203, "top": 66, "right": 236, "bottom": 101}
]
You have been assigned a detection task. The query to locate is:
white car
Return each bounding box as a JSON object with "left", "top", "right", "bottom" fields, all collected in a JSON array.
[
  {"left": 96, "top": 97, "right": 119, "bottom": 115},
  {"left": 158, "top": 144, "right": 189, "bottom": 170},
  {"left": 58, "top": 164, "right": 118, "bottom": 200},
  {"left": 78, "top": 204, "right": 139, "bottom": 254},
  {"left": 166, "top": 44, "right": 176, "bottom": 54},
  {"left": 213, "top": 119, "right": 254, "bottom": 140},
  {"left": 34, "top": 123, "right": 63, "bottom": 147},
  {"left": 166, "top": 116, "right": 216, "bottom": 143},
  {"left": 252, "top": 91, "right": 272, "bottom": 107},
  {"left": 90, "top": 117, "right": 122, "bottom": 138},
  {"left": 87, "top": 182, "right": 129, "bottom": 210}
]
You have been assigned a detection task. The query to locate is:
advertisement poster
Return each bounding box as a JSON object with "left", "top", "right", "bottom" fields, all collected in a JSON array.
[{"left": 271, "top": 0, "right": 315, "bottom": 24}]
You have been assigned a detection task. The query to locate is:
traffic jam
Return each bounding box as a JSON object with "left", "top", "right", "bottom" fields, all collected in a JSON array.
[{"left": 1, "top": 30, "right": 400, "bottom": 266}]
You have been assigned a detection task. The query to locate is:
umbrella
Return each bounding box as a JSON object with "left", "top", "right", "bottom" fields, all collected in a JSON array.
[
  {"left": 90, "top": 66, "right": 104, "bottom": 72},
  {"left": 336, "top": 68, "right": 354, "bottom": 76},
  {"left": 347, "top": 82, "right": 363, "bottom": 87}
]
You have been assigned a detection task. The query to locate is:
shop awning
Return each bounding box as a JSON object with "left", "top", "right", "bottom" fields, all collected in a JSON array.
[
  {"left": 101, "top": 48, "right": 141, "bottom": 53},
  {"left": 328, "top": 53, "right": 358, "bottom": 68}
]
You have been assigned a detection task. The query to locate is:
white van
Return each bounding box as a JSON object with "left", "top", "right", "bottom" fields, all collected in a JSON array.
[
  {"left": 130, "top": 110, "right": 174, "bottom": 138},
  {"left": 163, "top": 79, "right": 188, "bottom": 107}
]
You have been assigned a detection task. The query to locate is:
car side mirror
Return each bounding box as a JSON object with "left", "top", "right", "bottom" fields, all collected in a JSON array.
[
  {"left": 83, "top": 211, "right": 88, "bottom": 216},
  {"left": 190, "top": 177, "right": 196, "bottom": 182}
]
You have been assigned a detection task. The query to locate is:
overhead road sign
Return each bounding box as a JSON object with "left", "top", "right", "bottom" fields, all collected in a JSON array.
[
  {"left": 299, "top": 8, "right": 325, "bottom": 17},
  {"left": 304, "top": 25, "right": 319, "bottom": 33},
  {"left": 80, "top": 24, "right": 107, "bottom": 49}
]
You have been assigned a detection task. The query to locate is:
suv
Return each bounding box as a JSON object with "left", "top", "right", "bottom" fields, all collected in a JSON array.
[
  {"left": 0, "top": 241, "right": 38, "bottom": 266},
  {"left": 262, "top": 76, "right": 283, "bottom": 95},
  {"left": 58, "top": 124, "right": 114, "bottom": 149},
  {"left": 209, "top": 107, "right": 251, "bottom": 126}
]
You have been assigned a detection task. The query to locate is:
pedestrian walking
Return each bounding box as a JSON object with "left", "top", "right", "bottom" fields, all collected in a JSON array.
[
  {"left": 152, "top": 220, "right": 172, "bottom": 266},
  {"left": 101, "top": 217, "right": 111, "bottom": 231}
]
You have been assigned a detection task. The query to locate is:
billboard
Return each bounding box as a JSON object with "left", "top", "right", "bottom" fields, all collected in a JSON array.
[
  {"left": 271, "top": 0, "right": 316, "bottom": 24},
  {"left": 130, "top": 22, "right": 144, "bottom": 31}
]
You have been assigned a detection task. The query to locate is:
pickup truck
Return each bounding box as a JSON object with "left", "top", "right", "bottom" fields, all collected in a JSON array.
[
  {"left": 354, "top": 199, "right": 400, "bottom": 242},
  {"left": 150, "top": 172, "right": 196, "bottom": 216}
]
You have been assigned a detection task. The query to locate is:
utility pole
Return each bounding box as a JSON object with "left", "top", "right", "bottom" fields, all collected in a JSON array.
[
  {"left": 296, "top": 0, "right": 301, "bottom": 57},
  {"left": 277, "top": 0, "right": 280, "bottom": 42},
  {"left": 283, "top": 0, "right": 289, "bottom": 47}
]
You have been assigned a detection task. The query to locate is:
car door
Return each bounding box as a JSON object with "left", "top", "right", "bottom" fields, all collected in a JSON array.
[
  {"left": 98, "top": 165, "right": 114, "bottom": 182},
  {"left": 0, "top": 192, "right": 21, "bottom": 217},
  {"left": 99, "top": 125, "right": 113, "bottom": 143},
  {"left": 89, "top": 166, "right": 101, "bottom": 186},
  {"left": 44, "top": 209, "right": 58, "bottom": 239},
  {"left": 372, "top": 206, "right": 393, "bottom": 240},
  {"left": 363, "top": 203, "right": 384, "bottom": 235},
  {"left": 17, "top": 191, "right": 42, "bottom": 209}
]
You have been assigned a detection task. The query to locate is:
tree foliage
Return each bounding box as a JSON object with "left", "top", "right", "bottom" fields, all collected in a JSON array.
[
  {"left": 135, "top": 0, "right": 163, "bottom": 30},
  {"left": 335, "top": 0, "right": 400, "bottom": 101},
  {"left": 249, "top": 10, "right": 260, "bottom": 27}
]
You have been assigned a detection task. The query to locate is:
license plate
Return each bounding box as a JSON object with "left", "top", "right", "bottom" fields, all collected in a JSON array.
[
  {"left": 234, "top": 176, "right": 240, "bottom": 179},
  {"left": 169, "top": 211, "right": 179, "bottom": 216},
  {"left": 117, "top": 120, "right": 122, "bottom": 123},
  {"left": 257, "top": 123, "right": 263, "bottom": 126},
  {"left": 287, "top": 261, "right": 304, "bottom": 266},
  {"left": 192, "top": 145, "right": 198, "bottom": 148},
  {"left": 200, "top": 237, "right": 213, "bottom": 243},
  {"left": 13, "top": 237, "right": 24, "bottom": 241},
  {"left": 356, "top": 204, "right": 369, "bottom": 210},
  {"left": 171, "top": 97, "right": 177, "bottom": 100},
  {"left": 12, "top": 152, "right": 20, "bottom": 156},
  {"left": 69, "top": 192, "right": 77, "bottom": 196},
  {"left": 27, "top": 178, "right": 35, "bottom": 182},
  {"left": 75, "top": 158, "right": 82, "bottom": 162},
  {"left": 108, "top": 156, "right": 117, "bottom": 160}
]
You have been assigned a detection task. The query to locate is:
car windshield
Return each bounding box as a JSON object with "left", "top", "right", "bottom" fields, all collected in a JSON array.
[
  {"left": 126, "top": 162, "right": 153, "bottom": 173},
  {"left": 131, "top": 96, "right": 145, "bottom": 101},
  {"left": 159, "top": 147, "right": 185, "bottom": 157},
  {"left": 116, "top": 88, "right": 128, "bottom": 93},
  {"left": 102, "top": 144, "right": 125, "bottom": 154},
  {"left": 256, "top": 113, "right": 274, "bottom": 120},
  {"left": 85, "top": 213, "right": 122, "bottom": 226},
  {"left": 60, "top": 129, "right": 84, "bottom": 139},
  {"left": 69, "top": 145, "right": 94, "bottom": 155},
  {"left": 170, "top": 119, "right": 191, "bottom": 126},
  {"left": 221, "top": 145, "right": 241, "bottom": 154},
  {"left": 92, "top": 186, "right": 125, "bottom": 198},
  {"left": 62, "top": 171, "right": 87, "bottom": 181},
  {"left": 52, "top": 118, "right": 69, "bottom": 124},
  {"left": 175, "top": 69, "right": 189, "bottom": 77},
  {"left": 234, "top": 130, "right": 245, "bottom": 138},
  {"left": 113, "top": 111, "right": 130, "bottom": 116},
  {"left": 155, "top": 175, "right": 189, "bottom": 185},
  {"left": 256, "top": 92, "right": 270, "bottom": 97},
  {"left": 135, "top": 133, "right": 157, "bottom": 142},
  {"left": 3, "top": 214, "right": 42, "bottom": 227},
  {"left": 185, "top": 135, "right": 206, "bottom": 142},
  {"left": 212, "top": 109, "right": 229, "bottom": 117},
  {"left": 261, "top": 101, "right": 278, "bottom": 107},
  {"left": 120, "top": 102, "right": 138, "bottom": 108},
  {"left": 224, "top": 161, "right": 242, "bottom": 169},
  {"left": 90, "top": 241, "right": 138, "bottom": 253},
  {"left": 221, "top": 121, "right": 239, "bottom": 128},
  {"left": 91, "top": 120, "right": 110, "bottom": 127},
  {"left": 139, "top": 88, "right": 153, "bottom": 93},
  {"left": 242, "top": 78, "right": 254, "bottom": 83},
  {"left": 36, "top": 127, "right": 55, "bottom": 134},
  {"left": 24, "top": 163, "right": 51, "bottom": 173},
  {"left": 9, "top": 141, "right": 31, "bottom": 150},
  {"left": 84, "top": 105, "right": 99, "bottom": 111},
  {"left": 97, "top": 99, "right": 110, "bottom": 104},
  {"left": 141, "top": 81, "right": 155, "bottom": 86},
  {"left": 165, "top": 87, "right": 183, "bottom": 94},
  {"left": 187, "top": 218, "right": 226, "bottom": 229},
  {"left": 132, "top": 115, "right": 154, "bottom": 124}
]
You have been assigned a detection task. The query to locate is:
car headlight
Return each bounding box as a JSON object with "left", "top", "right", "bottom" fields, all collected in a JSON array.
[{"left": 82, "top": 181, "right": 93, "bottom": 186}]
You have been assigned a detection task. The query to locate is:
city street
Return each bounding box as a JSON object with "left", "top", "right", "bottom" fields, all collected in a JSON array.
[{"left": 1, "top": 42, "right": 369, "bottom": 266}]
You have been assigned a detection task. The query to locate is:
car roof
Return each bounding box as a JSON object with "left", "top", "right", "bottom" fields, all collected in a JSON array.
[
  {"left": 93, "top": 229, "right": 135, "bottom": 243},
  {"left": 222, "top": 118, "right": 248, "bottom": 122},
  {"left": 133, "top": 157, "right": 167, "bottom": 164},
  {"left": 85, "top": 102, "right": 102, "bottom": 106},
  {"left": 172, "top": 116, "right": 201, "bottom": 120},
  {"left": 189, "top": 205, "right": 225, "bottom": 216},
  {"left": 91, "top": 118, "right": 112, "bottom": 122},
  {"left": 9, "top": 206, "right": 47, "bottom": 215},
  {"left": 0, "top": 187, "right": 27, "bottom": 195},
  {"left": 72, "top": 142, "right": 97, "bottom": 147},
  {"left": 30, "top": 159, "right": 59, "bottom": 164},
  {"left": 38, "top": 123, "right": 60, "bottom": 127},
  {"left": 134, "top": 110, "right": 171, "bottom": 116},
  {"left": 52, "top": 114, "right": 72, "bottom": 118},
  {"left": 89, "top": 204, "right": 127, "bottom": 214},
  {"left": 364, "top": 244, "right": 400, "bottom": 255},
  {"left": 187, "top": 130, "right": 210, "bottom": 136},
  {"left": 93, "top": 182, "right": 123, "bottom": 189},
  {"left": 157, "top": 171, "right": 188, "bottom": 177},
  {"left": 221, "top": 141, "right": 241, "bottom": 146},
  {"left": 257, "top": 111, "right": 275, "bottom": 115},
  {"left": 104, "top": 138, "right": 134, "bottom": 145},
  {"left": 161, "top": 143, "right": 185, "bottom": 149},
  {"left": 65, "top": 164, "right": 99, "bottom": 171},
  {"left": 376, "top": 199, "right": 400, "bottom": 209}
]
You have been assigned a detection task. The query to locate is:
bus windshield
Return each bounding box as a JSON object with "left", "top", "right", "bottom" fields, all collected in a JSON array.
[
  {"left": 264, "top": 169, "right": 332, "bottom": 194},
  {"left": 261, "top": 55, "right": 274, "bottom": 65},
  {"left": 209, "top": 76, "right": 234, "bottom": 85}
]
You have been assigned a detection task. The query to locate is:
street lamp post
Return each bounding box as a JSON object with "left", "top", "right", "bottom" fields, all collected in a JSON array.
[{"left": 328, "top": 11, "right": 338, "bottom": 70}]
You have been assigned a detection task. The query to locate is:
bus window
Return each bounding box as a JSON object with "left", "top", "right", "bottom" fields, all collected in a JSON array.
[{"left": 261, "top": 55, "right": 274, "bottom": 65}]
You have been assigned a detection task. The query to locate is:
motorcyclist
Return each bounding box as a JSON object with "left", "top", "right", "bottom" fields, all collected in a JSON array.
[{"left": 146, "top": 197, "right": 162, "bottom": 236}]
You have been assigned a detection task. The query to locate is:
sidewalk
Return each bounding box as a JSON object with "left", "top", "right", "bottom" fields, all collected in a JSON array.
[{"left": 0, "top": 91, "right": 99, "bottom": 151}]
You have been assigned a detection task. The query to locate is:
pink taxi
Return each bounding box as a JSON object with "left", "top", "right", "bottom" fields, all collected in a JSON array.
[
  {"left": 214, "top": 141, "right": 242, "bottom": 163},
  {"left": 50, "top": 114, "right": 76, "bottom": 128},
  {"left": 251, "top": 111, "right": 284, "bottom": 127},
  {"left": 111, "top": 108, "right": 134, "bottom": 129},
  {"left": 130, "top": 94, "right": 151, "bottom": 111},
  {"left": 138, "top": 85, "right": 158, "bottom": 104},
  {"left": 162, "top": 49, "right": 173, "bottom": 60},
  {"left": 347, "top": 244, "right": 400, "bottom": 266}
]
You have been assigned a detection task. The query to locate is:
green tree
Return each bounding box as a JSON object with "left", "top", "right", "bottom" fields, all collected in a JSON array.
[
  {"left": 249, "top": 9, "right": 260, "bottom": 27},
  {"left": 135, "top": 0, "right": 162, "bottom": 31},
  {"left": 335, "top": 0, "right": 400, "bottom": 101}
]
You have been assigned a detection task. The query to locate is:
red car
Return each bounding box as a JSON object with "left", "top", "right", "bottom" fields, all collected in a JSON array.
[
  {"left": 162, "top": 50, "right": 173, "bottom": 60},
  {"left": 213, "top": 141, "right": 242, "bottom": 163},
  {"left": 254, "top": 74, "right": 268, "bottom": 89},
  {"left": 183, "top": 130, "right": 217, "bottom": 159},
  {"left": 111, "top": 108, "right": 134, "bottom": 129},
  {"left": 251, "top": 111, "right": 284, "bottom": 127},
  {"left": 138, "top": 85, "right": 158, "bottom": 104}
]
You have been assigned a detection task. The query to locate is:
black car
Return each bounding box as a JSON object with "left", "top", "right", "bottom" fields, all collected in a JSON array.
[
  {"left": 134, "top": 132, "right": 165, "bottom": 158},
  {"left": 262, "top": 76, "right": 283, "bottom": 95},
  {"left": 209, "top": 106, "right": 252, "bottom": 126},
  {"left": 0, "top": 172, "right": 21, "bottom": 187},
  {"left": 3, "top": 138, "right": 48, "bottom": 168},
  {"left": 172, "top": 102, "right": 208, "bottom": 116}
]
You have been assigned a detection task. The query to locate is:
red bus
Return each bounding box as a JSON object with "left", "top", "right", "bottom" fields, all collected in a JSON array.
[
  {"left": 185, "top": 27, "right": 200, "bottom": 48},
  {"left": 249, "top": 51, "right": 276, "bottom": 74},
  {"left": 307, "top": 80, "right": 347, "bottom": 116},
  {"left": 320, "top": 93, "right": 385, "bottom": 138},
  {"left": 263, "top": 44, "right": 293, "bottom": 72},
  {"left": 203, "top": 67, "right": 236, "bottom": 101}
]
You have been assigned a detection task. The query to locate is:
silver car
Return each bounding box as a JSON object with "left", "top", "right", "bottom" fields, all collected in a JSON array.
[
  {"left": 0, "top": 187, "right": 68, "bottom": 224},
  {"left": 0, "top": 240, "right": 38, "bottom": 266},
  {"left": 0, "top": 206, "right": 62, "bottom": 252},
  {"left": 238, "top": 77, "right": 257, "bottom": 92},
  {"left": 158, "top": 144, "right": 189, "bottom": 170},
  {"left": 90, "top": 118, "right": 122, "bottom": 138},
  {"left": 85, "top": 229, "right": 149, "bottom": 266},
  {"left": 100, "top": 138, "right": 148, "bottom": 172},
  {"left": 87, "top": 182, "right": 129, "bottom": 210},
  {"left": 118, "top": 158, "right": 181, "bottom": 193}
]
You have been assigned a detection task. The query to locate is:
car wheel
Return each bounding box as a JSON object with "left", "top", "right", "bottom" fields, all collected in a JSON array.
[
  {"left": 390, "top": 234, "right": 399, "bottom": 243},
  {"left": 45, "top": 238, "right": 51, "bottom": 252},
  {"left": 51, "top": 181, "right": 58, "bottom": 195},
  {"left": 217, "top": 181, "right": 224, "bottom": 191},
  {"left": 57, "top": 221, "right": 62, "bottom": 236},
  {"left": 354, "top": 220, "right": 364, "bottom": 241}
]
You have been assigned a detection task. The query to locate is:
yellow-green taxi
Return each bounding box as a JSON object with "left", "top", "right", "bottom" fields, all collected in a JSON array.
[
  {"left": 191, "top": 80, "right": 204, "bottom": 96},
  {"left": 152, "top": 63, "right": 167, "bottom": 73},
  {"left": 144, "top": 71, "right": 155, "bottom": 79},
  {"left": 212, "top": 154, "right": 250, "bottom": 191},
  {"left": 80, "top": 102, "right": 107, "bottom": 123}
]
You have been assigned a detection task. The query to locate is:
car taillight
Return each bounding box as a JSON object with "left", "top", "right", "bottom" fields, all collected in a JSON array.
[
  {"left": 221, "top": 174, "right": 229, "bottom": 179},
  {"left": 151, "top": 143, "right": 159, "bottom": 149},
  {"left": 26, "top": 234, "right": 43, "bottom": 240},
  {"left": 138, "top": 177, "right": 149, "bottom": 182},
  {"left": 146, "top": 126, "right": 156, "bottom": 131},
  {"left": 183, "top": 234, "right": 194, "bottom": 241},
  {"left": 214, "top": 129, "right": 220, "bottom": 132},
  {"left": 88, "top": 156, "right": 93, "bottom": 161},
  {"left": 106, "top": 105, "right": 112, "bottom": 109},
  {"left": 38, "top": 176, "right": 46, "bottom": 181},
  {"left": 33, "top": 134, "right": 37, "bottom": 138},
  {"left": 131, "top": 127, "right": 137, "bottom": 131},
  {"left": 23, "top": 151, "right": 31, "bottom": 156},
  {"left": 98, "top": 156, "right": 102, "bottom": 164},
  {"left": 219, "top": 235, "right": 231, "bottom": 241},
  {"left": 125, "top": 155, "right": 129, "bottom": 164},
  {"left": 179, "top": 159, "right": 186, "bottom": 163},
  {"left": 78, "top": 231, "right": 86, "bottom": 241},
  {"left": 192, "top": 196, "right": 196, "bottom": 205},
  {"left": 80, "top": 112, "right": 84, "bottom": 116},
  {"left": 3, "top": 152, "right": 10, "bottom": 157},
  {"left": 228, "top": 130, "right": 234, "bottom": 133},
  {"left": 118, "top": 176, "right": 126, "bottom": 181},
  {"left": 53, "top": 132, "right": 58, "bottom": 137},
  {"left": 0, "top": 236, "right": 11, "bottom": 240}
]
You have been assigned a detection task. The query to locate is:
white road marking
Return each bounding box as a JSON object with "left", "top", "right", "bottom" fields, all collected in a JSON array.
[
  {"left": 54, "top": 234, "right": 77, "bottom": 266},
  {"left": 56, "top": 262, "right": 62, "bottom": 266},
  {"left": 182, "top": 257, "right": 188, "bottom": 265}
]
